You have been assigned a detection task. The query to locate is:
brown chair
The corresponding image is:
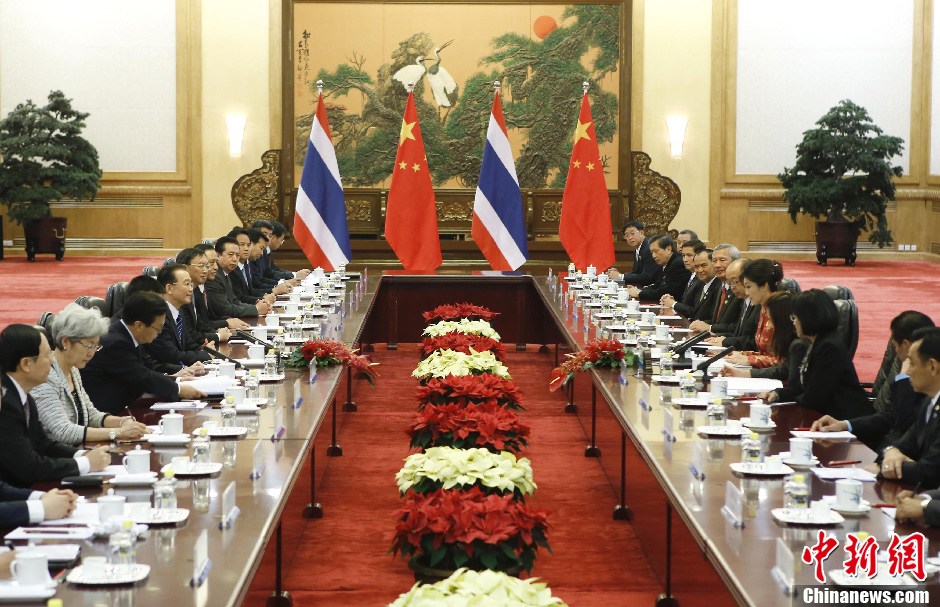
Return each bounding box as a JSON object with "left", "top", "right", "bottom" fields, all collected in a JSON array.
[{"left": 75, "top": 296, "right": 109, "bottom": 318}]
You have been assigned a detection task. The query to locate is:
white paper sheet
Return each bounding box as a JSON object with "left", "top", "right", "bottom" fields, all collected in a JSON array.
[
  {"left": 812, "top": 467, "right": 877, "bottom": 482},
  {"left": 39, "top": 502, "right": 99, "bottom": 526},
  {"left": 724, "top": 377, "right": 783, "bottom": 395},
  {"left": 151, "top": 400, "right": 208, "bottom": 411},
  {"left": 177, "top": 376, "right": 236, "bottom": 396},
  {"left": 790, "top": 430, "right": 857, "bottom": 440}
]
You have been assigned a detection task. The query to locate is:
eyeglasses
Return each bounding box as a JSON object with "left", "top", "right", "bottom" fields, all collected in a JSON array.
[
  {"left": 789, "top": 314, "right": 798, "bottom": 322},
  {"left": 148, "top": 321, "right": 165, "bottom": 332},
  {"left": 173, "top": 280, "right": 194, "bottom": 288},
  {"left": 728, "top": 279, "right": 741, "bottom": 286},
  {"left": 76, "top": 340, "right": 103, "bottom": 352}
]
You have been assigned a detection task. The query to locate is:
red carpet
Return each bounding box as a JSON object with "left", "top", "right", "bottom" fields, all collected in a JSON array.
[{"left": 245, "top": 346, "right": 661, "bottom": 606}]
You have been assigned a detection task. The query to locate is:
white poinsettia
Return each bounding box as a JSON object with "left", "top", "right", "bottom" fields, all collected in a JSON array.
[
  {"left": 423, "top": 319, "right": 501, "bottom": 341},
  {"left": 389, "top": 568, "right": 568, "bottom": 607},
  {"left": 412, "top": 348, "right": 510, "bottom": 380},
  {"left": 396, "top": 446, "right": 536, "bottom": 496}
]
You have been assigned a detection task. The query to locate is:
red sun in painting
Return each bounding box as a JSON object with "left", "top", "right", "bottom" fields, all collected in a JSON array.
[{"left": 533, "top": 15, "right": 557, "bottom": 39}]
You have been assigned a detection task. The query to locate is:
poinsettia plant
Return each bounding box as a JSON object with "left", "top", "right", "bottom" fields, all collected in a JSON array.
[
  {"left": 416, "top": 374, "right": 524, "bottom": 411},
  {"left": 423, "top": 319, "right": 501, "bottom": 340},
  {"left": 284, "top": 339, "right": 379, "bottom": 387},
  {"left": 388, "top": 568, "right": 569, "bottom": 607},
  {"left": 396, "top": 446, "right": 536, "bottom": 497},
  {"left": 422, "top": 333, "right": 506, "bottom": 360},
  {"left": 407, "top": 402, "right": 530, "bottom": 454},
  {"left": 549, "top": 338, "right": 636, "bottom": 391},
  {"left": 391, "top": 486, "right": 551, "bottom": 573},
  {"left": 413, "top": 349, "right": 510, "bottom": 381},
  {"left": 423, "top": 303, "right": 500, "bottom": 322}
]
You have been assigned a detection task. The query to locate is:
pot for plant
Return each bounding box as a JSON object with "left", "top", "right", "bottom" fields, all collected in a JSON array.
[
  {"left": 814, "top": 220, "right": 857, "bottom": 267},
  {"left": 23, "top": 216, "right": 67, "bottom": 262}
]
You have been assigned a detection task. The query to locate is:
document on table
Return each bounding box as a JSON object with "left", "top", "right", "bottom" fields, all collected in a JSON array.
[
  {"left": 177, "top": 375, "right": 236, "bottom": 396},
  {"left": 812, "top": 467, "right": 877, "bottom": 482},
  {"left": 40, "top": 502, "right": 99, "bottom": 526},
  {"left": 5, "top": 526, "right": 94, "bottom": 540},
  {"left": 151, "top": 400, "right": 209, "bottom": 411},
  {"left": 790, "top": 430, "right": 856, "bottom": 440},
  {"left": 725, "top": 377, "right": 783, "bottom": 395}
]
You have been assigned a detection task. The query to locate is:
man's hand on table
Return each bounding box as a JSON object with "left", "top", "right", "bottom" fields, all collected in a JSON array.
[
  {"left": 607, "top": 268, "right": 622, "bottom": 281},
  {"left": 256, "top": 301, "right": 271, "bottom": 316},
  {"left": 226, "top": 318, "right": 250, "bottom": 330},
  {"left": 880, "top": 447, "right": 912, "bottom": 480},
  {"left": 810, "top": 415, "right": 848, "bottom": 433},
  {"left": 689, "top": 320, "right": 710, "bottom": 335},
  {"left": 660, "top": 294, "right": 676, "bottom": 309},
  {"left": 86, "top": 446, "right": 112, "bottom": 472},
  {"left": 179, "top": 384, "right": 207, "bottom": 401},
  {"left": 627, "top": 286, "right": 640, "bottom": 299},
  {"left": 216, "top": 328, "right": 232, "bottom": 343},
  {"left": 41, "top": 488, "right": 78, "bottom": 520}
]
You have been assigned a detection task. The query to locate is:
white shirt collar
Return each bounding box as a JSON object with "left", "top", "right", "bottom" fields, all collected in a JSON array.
[
  {"left": 165, "top": 302, "right": 180, "bottom": 323},
  {"left": 119, "top": 320, "right": 140, "bottom": 348},
  {"left": 702, "top": 276, "right": 718, "bottom": 291},
  {"left": 5, "top": 374, "right": 27, "bottom": 407}
]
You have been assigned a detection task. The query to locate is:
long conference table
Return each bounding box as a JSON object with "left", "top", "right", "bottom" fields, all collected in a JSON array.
[{"left": 18, "top": 273, "right": 940, "bottom": 606}]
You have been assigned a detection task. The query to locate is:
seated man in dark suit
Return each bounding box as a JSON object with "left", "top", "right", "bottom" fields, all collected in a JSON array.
[
  {"left": 810, "top": 311, "right": 936, "bottom": 453},
  {"left": 266, "top": 220, "right": 311, "bottom": 280},
  {"left": 80, "top": 293, "right": 207, "bottom": 415},
  {"left": 144, "top": 264, "right": 214, "bottom": 367},
  {"left": 192, "top": 244, "right": 250, "bottom": 330},
  {"left": 676, "top": 239, "right": 706, "bottom": 302},
  {"left": 607, "top": 221, "right": 660, "bottom": 287},
  {"left": 626, "top": 234, "right": 690, "bottom": 302},
  {"left": 177, "top": 247, "right": 233, "bottom": 343},
  {"left": 0, "top": 325, "right": 112, "bottom": 485},
  {"left": 0, "top": 477, "right": 77, "bottom": 527},
  {"left": 702, "top": 258, "right": 759, "bottom": 349},
  {"left": 245, "top": 229, "right": 291, "bottom": 297},
  {"left": 662, "top": 248, "right": 720, "bottom": 322},
  {"left": 206, "top": 236, "right": 270, "bottom": 320}
]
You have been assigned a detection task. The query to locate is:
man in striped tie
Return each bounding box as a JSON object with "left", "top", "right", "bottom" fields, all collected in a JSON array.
[{"left": 143, "top": 264, "right": 213, "bottom": 367}]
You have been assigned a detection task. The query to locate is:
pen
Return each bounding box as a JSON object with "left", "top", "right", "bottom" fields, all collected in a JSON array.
[
  {"left": 20, "top": 529, "right": 74, "bottom": 534},
  {"left": 793, "top": 427, "right": 812, "bottom": 431},
  {"left": 872, "top": 503, "right": 896, "bottom": 508},
  {"left": 827, "top": 460, "right": 862, "bottom": 467}
]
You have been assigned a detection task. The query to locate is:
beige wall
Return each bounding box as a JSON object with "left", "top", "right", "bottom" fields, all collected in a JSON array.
[
  {"left": 200, "top": 0, "right": 274, "bottom": 238},
  {"left": 636, "top": 0, "right": 713, "bottom": 242}
]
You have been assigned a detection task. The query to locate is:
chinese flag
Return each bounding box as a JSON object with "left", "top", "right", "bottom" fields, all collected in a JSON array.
[
  {"left": 559, "top": 91, "right": 615, "bottom": 271},
  {"left": 385, "top": 91, "right": 442, "bottom": 271}
]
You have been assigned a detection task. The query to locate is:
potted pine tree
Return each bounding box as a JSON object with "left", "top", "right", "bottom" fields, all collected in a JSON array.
[
  {"left": 778, "top": 99, "right": 903, "bottom": 266},
  {"left": 0, "top": 90, "right": 101, "bottom": 261}
]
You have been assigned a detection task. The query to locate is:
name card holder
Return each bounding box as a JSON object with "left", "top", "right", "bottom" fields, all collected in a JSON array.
[
  {"left": 271, "top": 409, "right": 286, "bottom": 441},
  {"left": 662, "top": 408, "right": 677, "bottom": 443},
  {"left": 293, "top": 396, "right": 304, "bottom": 409},
  {"left": 721, "top": 480, "right": 745, "bottom": 528},
  {"left": 639, "top": 398, "right": 651, "bottom": 412},
  {"left": 689, "top": 441, "right": 706, "bottom": 481},
  {"left": 190, "top": 529, "right": 211, "bottom": 587},
  {"left": 250, "top": 442, "right": 265, "bottom": 480},
  {"left": 219, "top": 481, "right": 240, "bottom": 530},
  {"left": 770, "top": 537, "right": 796, "bottom": 596}
]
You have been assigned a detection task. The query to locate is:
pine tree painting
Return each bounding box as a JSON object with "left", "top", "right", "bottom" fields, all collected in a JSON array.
[{"left": 296, "top": 4, "right": 621, "bottom": 190}]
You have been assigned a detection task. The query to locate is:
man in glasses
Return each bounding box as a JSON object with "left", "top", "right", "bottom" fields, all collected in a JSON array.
[
  {"left": 177, "top": 247, "right": 234, "bottom": 343},
  {"left": 144, "top": 264, "right": 214, "bottom": 367}
]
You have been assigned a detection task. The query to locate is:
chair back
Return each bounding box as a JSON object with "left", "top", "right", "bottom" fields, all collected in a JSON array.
[
  {"left": 778, "top": 278, "right": 801, "bottom": 294},
  {"left": 142, "top": 266, "right": 159, "bottom": 277},
  {"left": 823, "top": 285, "right": 854, "bottom": 301},
  {"left": 163, "top": 257, "right": 176, "bottom": 267},
  {"left": 106, "top": 281, "right": 128, "bottom": 317},
  {"left": 75, "top": 296, "right": 110, "bottom": 318},
  {"left": 38, "top": 312, "right": 56, "bottom": 343},
  {"left": 833, "top": 299, "right": 860, "bottom": 360}
]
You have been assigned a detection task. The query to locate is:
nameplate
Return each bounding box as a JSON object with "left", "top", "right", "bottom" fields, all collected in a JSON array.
[
  {"left": 662, "top": 408, "right": 677, "bottom": 443},
  {"left": 190, "top": 529, "right": 211, "bottom": 586},
  {"left": 618, "top": 372, "right": 627, "bottom": 386},
  {"left": 293, "top": 396, "right": 303, "bottom": 409},
  {"left": 639, "top": 398, "right": 651, "bottom": 412},
  {"left": 271, "top": 409, "right": 285, "bottom": 441},
  {"left": 219, "top": 481, "right": 240, "bottom": 530},
  {"left": 770, "top": 537, "right": 796, "bottom": 595},
  {"left": 721, "top": 481, "right": 745, "bottom": 528},
  {"left": 689, "top": 442, "right": 706, "bottom": 481},
  {"left": 250, "top": 441, "right": 265, "bottom": 480}
]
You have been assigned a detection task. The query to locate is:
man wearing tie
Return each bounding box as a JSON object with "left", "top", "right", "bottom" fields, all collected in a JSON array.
[
  {"left": 176, "top": 247, "right": 235, "bottom": 342},
  {"left": 144, "top": 264, "right": 213, "bottom": 367},
  {"left": 205, "top": 236, "right": 270, "bottom": 319},
  {"left": 690, "top": 244, "right": 742, "bottom": 336},
  {"left": 0, "top": 325, "right": 111, "bottom": 485},
  {"left": 607, "top": 221, "right": 660, "bottom": 287},
  {"left": 703, "top": 258, "right": 760, "bottom": 349},
  {"left": 662, "top": 248, "right": 720, "bottom": 321}
]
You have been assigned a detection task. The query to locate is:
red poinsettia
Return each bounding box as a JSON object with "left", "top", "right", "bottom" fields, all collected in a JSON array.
[
  {"left": 416, "top": 374, "right": 524, "bottom": 410},
  {"left": 421, "top": 333, "right": 506, "bottom": 360},
  {"left": 422, "top": 303, "right": 500, "bottom": 322},
  {"left": 407, "top": 402, "right": 530, "bottom": 454},
  {"left": 391, "top": 486, "right": 550, "bottom": 573},
  {"left": 285, "top": 339, "right": 379, "bottom": 387},
  {"left": 549, "top": 338, "right": 634, "bottom": 391}
]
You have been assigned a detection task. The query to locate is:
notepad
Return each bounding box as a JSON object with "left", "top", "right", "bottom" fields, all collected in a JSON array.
[
  {"left": 812, "top": 467, "right": 877, "bottom": 482},
  {"left": 790, "top": 430, "right": 856, "bottom": 440}
]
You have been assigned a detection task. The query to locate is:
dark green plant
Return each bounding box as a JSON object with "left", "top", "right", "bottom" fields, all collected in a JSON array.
[
  {"left": 0, "top": 90, "right": 101, "bottom": 224},
  {"left": 778, "top": 99, "right": 903, "bottom": 247}
]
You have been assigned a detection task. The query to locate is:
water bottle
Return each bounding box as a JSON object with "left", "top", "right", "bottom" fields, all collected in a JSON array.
[
  {"left": 153, "top": 470, "right": 177, "bottom": 510},
  {"left": 108, "top": 520, "right": 136, "bottom": 566},
  {"left": 567, "top": 262, "right": 576, "bottom": 275},
  {"left": 220, "top": 403, "right": 236, "bottom": 428},
  {"left": 191, "top": 432, "right": 210, "bottom": 463},
  {"left": 273, "top": 330, "right": 286, "bottom": 371},
  {"left": 245, "top": 371, "right": 260, "bottom": 400},
  {"left": 741, "top": 432, "right": 763, "bottom": 464},
  {"left": 786, "top": 474, "right": 810, "bottom": 509},
  {"left": 707, "top": 402, "right": 727, "bottom": 426},
  {"left": 547, "top": 267, "right": 554, "bottom": 290},
  {"left": 661, "top": 352, "right": 674, "bottom": 377},
  {"left": 680, "top": 372, "right": 696, "bottom": 399},
  {"left": 308, "top": 358, "right": 318, "bottom": 384},
  {"left": 264, "top": 349, "right": 277, "bottom": 376}
]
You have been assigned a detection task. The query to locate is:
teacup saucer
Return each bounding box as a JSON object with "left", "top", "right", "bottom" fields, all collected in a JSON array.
[
  {"left": 823, "top": 495, "right": 871, "bottom": 515},
  {"left": 740, "top": 417, "right": 776, "bottom": 432}
]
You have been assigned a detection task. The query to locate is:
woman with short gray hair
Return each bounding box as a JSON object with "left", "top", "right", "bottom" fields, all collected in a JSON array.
[{"left": 31, "top": 304, "right": 147, "bottom": 445}]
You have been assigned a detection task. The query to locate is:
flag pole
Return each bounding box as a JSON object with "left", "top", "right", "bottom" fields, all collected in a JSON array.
[
  {"left": 582, "top": 80, "right": 590, "bottom": 95},
  {"left": 407, "top": 81, "right": 414, "bottom": 94},
  {"left": 493, "top": 80, "right": 500, "bottom": 94},
  {"left": 316, "top": 79, "right": 323, "bottom": 97}
]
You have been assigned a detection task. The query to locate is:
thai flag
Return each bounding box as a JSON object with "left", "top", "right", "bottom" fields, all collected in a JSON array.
[
  {"left": 293, "top": 88, "right": 352, "bottom": 271},
  {"left": 471, "top": 88, "right": 527, "bottom": 271}
]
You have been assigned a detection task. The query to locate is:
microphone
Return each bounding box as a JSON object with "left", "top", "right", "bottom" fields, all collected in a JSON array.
[
  {"left": 697, "top": 346, "right": 734, "bottom": 376},
  {"left": 235, "top": 329, "right": 274, "bottom": 349},
  {"left": 673, "top": 331, "right": 712, "bottom": 356},
  {"left": 201, "top": 345, "right": 243, "bottom": 369}
]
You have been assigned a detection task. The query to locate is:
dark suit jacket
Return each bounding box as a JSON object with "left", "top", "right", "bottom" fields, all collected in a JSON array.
[
  {"left": 265, "top": 249, "right": 294, "bottom": 281},
  {"left": 249, "top": 257, "right": 278, "bottom": 290},
  {"left": 620, "top": 239, "right": 660, "bottom": 287},
  {"left": 709, "top": 287, "right": 740, "bottom": 332},
  {"left": 143, "top": 305, "right": 211, "bottom": 366},
  {"left": 0, "top": 480, "right": 33, "bottom": 527},
  {"left": 637, "top": 252, "right": 690, "bottom": 302},
  {"left": 675, "top": 277, "right": 720, "bottom": 322},
  {"left": 774, "top": 330, "right": 873, "bottom": 421},
  {"left": 721, "top": 301, "right": 760, "bottom": 350},
  {"left": 850, "top": 377, "right": 923, "bottom": 454},
  {"left": 80, "top": 318, "right": 180, "bottom": 414},
  {"left": 751, "top": 338, "right": 808, "bottom": 382},
  {"left": 891, "top": 392, "right": 940, "bottom": 487},
  {"left": 192, "top": 286, "right": 228, "bottom": 332},
  {"left": 205, "top": 272, "right": 258, "bottom": 320},
  {"left": 181, "top": 302, "right": 221, "bottom": 345},
  {"left": 0, "top": 374, "right": 80, "bottom": 485},
  {"left": 229, "top": 266, "right": 259, "bottom": 304}
]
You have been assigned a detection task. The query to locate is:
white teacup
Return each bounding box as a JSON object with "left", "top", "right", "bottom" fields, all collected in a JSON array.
[
  {"left": 81, "top": 556, "right": 108, "bottom": 578},
  {"left": 288, "top": 291, "right": 302, "bottom": 303},
  {"left": 217, "top": 361, "right": 236, "bottom": 378},
  {"left": 159, "top": 412, "right": 185, "bottom": 437},
  {"left": 710, "top": 377, "right": 728, "bottom": 398},
  {"left": 285, "top": 303, "right": 300, "bottom": 315},
  {"left": 655, "top": 325, "right": 670, "bottom": 338},
  {"left": 835, "top": 478, "right": 863, "bottom": 509},
  {"left": 97, "top": 491, "right": 126, "bottom": 521},
  {"left": 626, "top": 299, "right": 640, "bottom": 311},
  {"left": 223, "top": 386, "right": 246, "bottom": 405},
  {"left": 202, "top": 420, "right": 219, "bottom": 432},
  {"left": 750, "top": 403, "right": 772, "bottom": 427},
  {"left": 617, "top": 288, "right": 629, "bottom": 302},
  {"left": 264, "top": 315, "right": 279, "bottom": 327},
  {"left": 122, "top": 447, "right": 151, "bottom": 474},
  {"left": 597, "top": 273, "right": 608, "bottom": 285},
  {"left": 789, "top": 437, "right": 814, "bottom": 464},
  {"left": 11, "top": 552, "right": 51, "bottom": 587},
  {"left": 251, "top": 327, "right": 267, "bottom": 341},
  {"left": 247, "top": 344, "right": 264, "bottom": 360},
  {"left": 641, "top": 311, "right": 655, "bottom": 324}
]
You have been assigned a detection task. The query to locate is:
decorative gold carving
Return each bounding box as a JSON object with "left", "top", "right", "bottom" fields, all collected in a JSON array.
[
  {"left": 631, "top": 151, "right": 680, "bottom": 235},
  {"left": 346, "top": 199, "right": 373, "bottom": 221},
  {"left": 231, "top": 150, "right": 282, "bottom": 226},
  {"left": 436, "top": 200, "right": 474, "bottom": 222},
  {"left": 541, "top": 201, "right": 562, "bottom": 222}
]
